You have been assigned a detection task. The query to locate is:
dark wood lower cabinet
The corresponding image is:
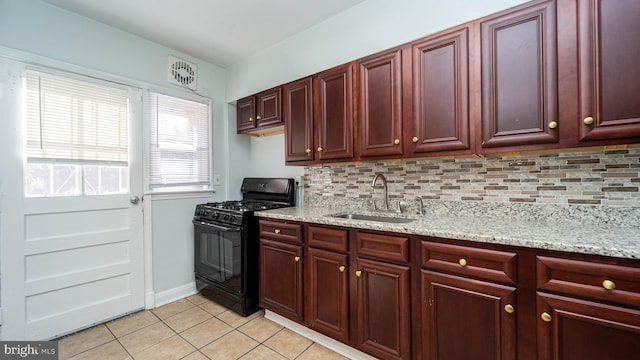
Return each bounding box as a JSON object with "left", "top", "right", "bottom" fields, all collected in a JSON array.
[
  {"left": 307, "top": 247, "right": 350, "bottom": 343},
  {"left": 422, "top": 270, "right": 517, "bottom": 360},
  {"left": 355, "top": 257, "right": 411, "bottom": 360},
  {"left": 537, "top": 292, "right": 640, "bottom": 360},
  {"left": 258, "top": 239, "right": 303, "bottom": 322}
]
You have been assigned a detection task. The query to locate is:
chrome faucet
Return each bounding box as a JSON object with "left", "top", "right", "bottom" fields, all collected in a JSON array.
[{"left": 371, "top": 173, "right": 389, "bottom": 211}]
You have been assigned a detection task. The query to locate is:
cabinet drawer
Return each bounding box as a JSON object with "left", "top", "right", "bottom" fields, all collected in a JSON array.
[
  {"left": 308, "top": 225, "right": 348, "bottom": 252},
  {"left": 356, "top": 231, "right": 410, "bottom": 263},
  {"left": 259, "top": 220, "right": 302, "bottom": 244},
  {"left": 421, "top": 241, "right": 517, "bottom": 284},
  {"left": 537, "top": 256, "right": 640, "bottom": 308}
]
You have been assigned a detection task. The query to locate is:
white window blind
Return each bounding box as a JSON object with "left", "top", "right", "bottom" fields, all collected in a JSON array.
[
  {"left": 25, "top": 71, "right": 129, "bottom": 164},
  {"left": 148, "top": 92, "right": 211, "bottom": 190}
]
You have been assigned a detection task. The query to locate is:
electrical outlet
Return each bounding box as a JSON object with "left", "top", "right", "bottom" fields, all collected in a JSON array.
[{"left": 213, "top": 174, "right": 221, "bottom": 185}]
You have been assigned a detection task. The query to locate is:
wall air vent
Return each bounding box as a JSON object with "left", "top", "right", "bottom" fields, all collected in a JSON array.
[{"left": 167, "top": 55, "right": 197, "bottom": 90}]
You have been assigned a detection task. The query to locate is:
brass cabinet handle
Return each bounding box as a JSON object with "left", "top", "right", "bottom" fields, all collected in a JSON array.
[
  {"left": 602, "top": 279, "right": 616, "bottom": 290},
  {"left": 412, "top": 137, "right": 419, "bottom": 143},
  {"left": 294, "top": 256, "right": 300, "bottom": 262},
  {"left": 548, "top": 121, "right": 558, "bottom": 129},
  {"left": 504, "top": 304, "right": 515, "bottom": 314},
  {"left": 458, "top": 258, "right": 467, "bottom": 267},
  {"left": 355, "top": 270, "right": 362, "bottom": 277},
  {"left": 256, "top": 115, "right": 262, "bottom": 120},
  {"left": 541, "top": 312, "right": 552, "bottom": 322},
  {"left": 584, "top": 116, "right": 594, "bottom": 125},
  {"left": 394, "top": 139, "right": 400, "bottom": 145},
  {"left": 339, "top": 266, "right": 346, "bottom": 273},
  {"left": 274, "top": 229, "right": 281, "bottom": 234},
  {"left": 305, "top": 148, "right": 312, "bottom": 153},
  {"left": 249, "top": 117, "right": 254, "bottom": 122},
  {"left": 317, "top": 147, "right": 323, "bottom": 152}
]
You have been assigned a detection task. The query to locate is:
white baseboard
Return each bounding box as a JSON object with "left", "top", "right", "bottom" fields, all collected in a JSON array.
[
  {"left": 154, "top": 282, "right": 198, "bottom": 308},
  {"left": 264, "top": 310, "right": 377, "bottom": 360}
]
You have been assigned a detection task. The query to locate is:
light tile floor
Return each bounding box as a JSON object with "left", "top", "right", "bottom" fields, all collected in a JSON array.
[{"left": 57, "top": 293, "right": 349, "bottom": 360}]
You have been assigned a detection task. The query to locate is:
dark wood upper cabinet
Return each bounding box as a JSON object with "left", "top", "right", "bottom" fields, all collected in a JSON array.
[
  {"left": 236, "top": 96, "right": 256, "bottom": 132},
  {"left": 284, "top": 77, "right": 314, "bottom": 163},
  {"left": 237, "top": 87, "right": 283, "bottom": 135},
  {"left": 358, "top": 49, "right": 404, "bottom": 158},
  {"left": 480, "top": 0, "right": 558, "bottom": 149},
  {"left": 313, "top": 63, "right": 355, "bottom": 161},
  {"left": 410, "top": 26, "right": 471, "bottom": 155},
  {"left": 577, "top": 0, "right": 640, "bottom": 141}
]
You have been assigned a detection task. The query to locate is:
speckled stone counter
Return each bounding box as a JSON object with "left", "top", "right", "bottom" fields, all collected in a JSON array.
[{"left": 256, "top": 204, "right": 640, "bottom": 260}]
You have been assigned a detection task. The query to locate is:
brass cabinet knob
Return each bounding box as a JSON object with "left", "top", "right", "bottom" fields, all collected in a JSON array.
[
  {"left": 541, "top": 312, "right": 552, "bottom": 322},
  {"left": 458, "top": 258, "right": 467, "bottom": 267},
  {"left": 602, "top": 279, "right": 616, "bottom": 290},
  {"left": 274, "top": 229, "right": 281, "bottom": 234},
  {"left": 339, "top": 266, "right": 346, "bottom": 273},
  {"left": 584, "top": 116, "right": 594, "bottom": 125},
  {"left": 355, "top": 270, "right": 362, "bottom": 277},
  {"left": 504, "top": 304, "right": 515, "bottom": 314},
  {"left": 548, "top": 121, "right": 558, "bottom": 129},
  {"left": 249, "top": 117, "right": 254, "bottom": 122},
  {"left": 294, "top": 256, "right": 300, "bottom": 262},
  {"left": 256, "top": 115, "right": 262, "bottom": 120},
  {"left": 394, "top": 139, "right": 400, "bottom": 145},
  {"left": 317, "top": 147, "right": 323, "bottom": 152},
  {"left": 305, "top": 148, "right": 312, "bottom": 154},
  {"left": 412, "top": 137, "right": 419, "bottom": 143}
]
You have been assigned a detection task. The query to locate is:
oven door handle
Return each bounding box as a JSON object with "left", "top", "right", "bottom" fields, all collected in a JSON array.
[{"left": 192, "top": 220, "right": 241, "bottom": 232}]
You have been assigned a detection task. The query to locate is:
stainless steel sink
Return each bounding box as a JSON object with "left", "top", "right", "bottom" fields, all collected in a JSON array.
[{"left": 330, "top": 213, "right": 416, "bottom": 224}]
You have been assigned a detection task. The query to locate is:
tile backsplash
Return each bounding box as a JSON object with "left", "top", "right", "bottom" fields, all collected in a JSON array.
[{"left": 303, "top": 147, "right": 640, "bottom": 207}]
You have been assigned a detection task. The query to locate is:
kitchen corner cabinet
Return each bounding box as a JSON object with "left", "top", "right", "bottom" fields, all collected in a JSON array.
[
  {"left": 409, "top": 26, "right": 472, "bottom": 156},
  {"left": 284, "top": 77, "right": 314, "bottom": 163},
  {"left": 575, "top": 0, "right": 640, "bottom": 141},
  {"left": 479, "top": 0, "right": 559, "bottom": 150},
  {"left": 313, "top": 62, "right": 355, "bottom": 162},
  {"left": 258, "top": 220, "right": 303, "bottom": 322},
  {"left": 236, "top": 87, "right": 283, "bottom": 135},
  {"left": 420, "top": 240, "right": 518, "bottom": 360},
  {"left": 357, "top": 48, "right": 404, "bottom": 158}
]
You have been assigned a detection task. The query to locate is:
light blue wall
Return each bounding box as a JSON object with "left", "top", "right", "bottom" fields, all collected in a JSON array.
[{"left": 0, "top": 0, "right": 239, "bottom": 296}]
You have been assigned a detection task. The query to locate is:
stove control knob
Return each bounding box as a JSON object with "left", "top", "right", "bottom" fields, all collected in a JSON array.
[
  {"left": 214, "top": 212, "right": 220, "bottom": 219},
  {"left": 223, "top": 214, "right": 229, "bottom": 221},
  {"left": 229, "top": 216, "right": 236, "bottom": 223}
]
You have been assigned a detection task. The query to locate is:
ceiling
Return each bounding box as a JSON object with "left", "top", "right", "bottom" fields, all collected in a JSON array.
[{"left": 41, "top": 0, "right": 367, "bottom": 68}]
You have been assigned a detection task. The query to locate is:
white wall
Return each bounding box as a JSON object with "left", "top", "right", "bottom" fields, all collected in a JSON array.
[{"left": 0, "top": 0, "right": 231, "bottom": 302}]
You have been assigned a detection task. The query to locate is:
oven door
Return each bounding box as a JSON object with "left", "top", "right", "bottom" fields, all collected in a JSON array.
[{"left": 193, "top": 220, "right": 244, "bottom": 295}]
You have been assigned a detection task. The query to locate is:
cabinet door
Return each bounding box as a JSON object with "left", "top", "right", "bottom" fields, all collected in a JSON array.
[
  {"left": 480, "top": 0, "right": 558, "bottom": 148},
  {"left": 285, "top": 77, "right": 314, "bottom": 163},
  {"left": 259, "top": 239, "right": 303, "bottom": 322},
  {"left": 307, "top": 247, "right": 350, "bottom": 343},
  {"left": 355, "top": 257, "right": 411, "bottom": 360},
  {"left": 577, "top": 0, "right": 640, "bottom": 141},
  {"left": 537, "top": 292, "right": 640, "bottom": 360},
  {"left": 358, "top": 49, "right": 404, "bottom": 157},
  {"left": 237, "top": 96, "right": 256, "bottom": 132},
  {"left": 422, "top": 270, "right": 517, "bottom": 360},
  {"left": 256, "top": 87, "right": 283, "bottom": 128},
  {"left": 314, "top": 63, "right": 354, "bottom": 161},
  {"left": 411, "top": 27, "right": 471, "bottom": 154}
]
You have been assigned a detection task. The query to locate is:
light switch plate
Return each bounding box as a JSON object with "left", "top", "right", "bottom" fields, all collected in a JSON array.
[{"left": 213, "top": 174, "right": 221, "bottom": 185}]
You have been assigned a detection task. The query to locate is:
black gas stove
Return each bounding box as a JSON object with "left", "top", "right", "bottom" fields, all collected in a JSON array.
[{"left": 193, "top": 178, "right": 295, "bottom": 316}]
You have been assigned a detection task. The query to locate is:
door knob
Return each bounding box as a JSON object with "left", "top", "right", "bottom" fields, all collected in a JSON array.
[
  {"left": 584, "top": 116, "right": 594, "bottom": 125},
  {"left": 130, "top": 196, "right": 141, "bottom": 204}
]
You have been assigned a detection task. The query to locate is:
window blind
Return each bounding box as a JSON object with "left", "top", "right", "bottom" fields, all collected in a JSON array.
[
  {"left": 25, "top": 71, "right": 129, "bottom": 164},
  {"left": 148, "top": 92, "right": 211, "bottom": 190}
]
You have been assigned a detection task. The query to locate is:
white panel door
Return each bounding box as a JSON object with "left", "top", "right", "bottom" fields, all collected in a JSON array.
[{"left": 0, "top": 60, "right": 145, "bottom": 340}]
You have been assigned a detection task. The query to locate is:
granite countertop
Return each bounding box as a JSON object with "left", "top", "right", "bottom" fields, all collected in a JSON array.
[{"left": 257, "top": 206, "right": 640, "bottom": 260}]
